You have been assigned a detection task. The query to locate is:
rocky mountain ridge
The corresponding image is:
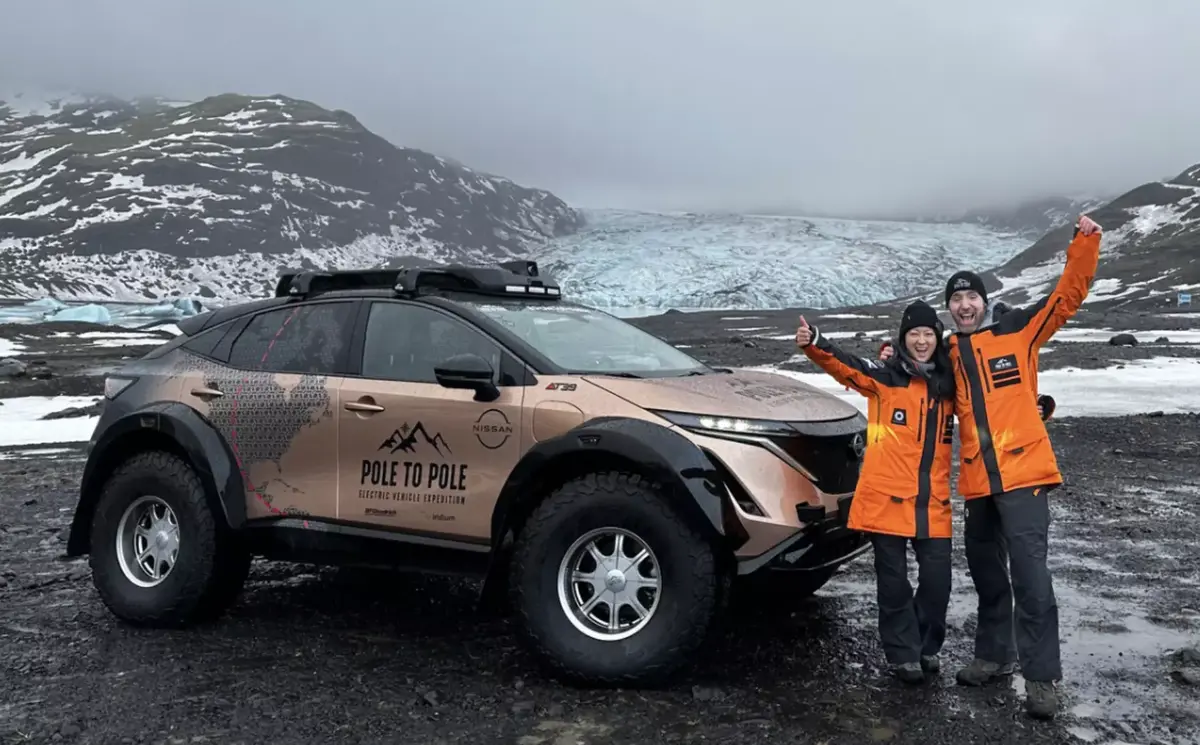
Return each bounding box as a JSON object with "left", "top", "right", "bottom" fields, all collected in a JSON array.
[
  {"left": 0, "top": 90, "right": 583, "bottom": 302},
  {"left": 858, "top": 163, "right": 1199, "bottom": 315}
]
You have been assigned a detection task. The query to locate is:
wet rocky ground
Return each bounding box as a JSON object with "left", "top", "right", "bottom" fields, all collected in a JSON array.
[{"left": 1, "top": 309, "right": 1199, "bottom": 744}]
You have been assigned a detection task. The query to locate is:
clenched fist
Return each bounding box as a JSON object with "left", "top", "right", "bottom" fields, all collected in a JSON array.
[
  {"left": 795, "top": 315, "right": 813, "bottom": 347},
  {"left": 1077, "top": 214, "right": 1102, "bottom": 236}
]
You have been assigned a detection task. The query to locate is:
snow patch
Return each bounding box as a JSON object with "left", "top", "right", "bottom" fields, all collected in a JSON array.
[
  {"left": 750, "top": 356, "right": 1200, "bottom": 418},
  {"left": 1051, "top": 328, "right": 1200, "bottom": 344},
  {"left": 0, "top": 395, "right": 101, "bottom": 447}
]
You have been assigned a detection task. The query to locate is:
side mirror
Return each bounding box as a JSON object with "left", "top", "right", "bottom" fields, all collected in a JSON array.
[{"left": 434, "top": 353, "right": 500, "bottom": 401}]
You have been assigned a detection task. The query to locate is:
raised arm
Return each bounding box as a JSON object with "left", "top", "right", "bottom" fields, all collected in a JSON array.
[
  {"left": 1005, "top": 215, "right": 1103, "bottom": 347},
  {"left": 795, "top": 316, "right": 894, "bottom": 396}
]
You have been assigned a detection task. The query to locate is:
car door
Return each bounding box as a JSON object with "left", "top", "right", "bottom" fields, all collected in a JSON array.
[
  {"left": 193, "top": 299, "right": 356, "bottom": 523},
  {"left": 338, "top": 300, "right": 527, "bottom": 541}
]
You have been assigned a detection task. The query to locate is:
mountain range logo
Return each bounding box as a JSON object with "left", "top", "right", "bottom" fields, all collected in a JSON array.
[{"left": 378, "top": 421, "right": 452, "bottom": 457}]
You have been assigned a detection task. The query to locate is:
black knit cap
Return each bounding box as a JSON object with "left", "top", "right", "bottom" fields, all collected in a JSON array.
[
  {"left": 944, "top": 270, "right": 987, "bottom": 307},
  {"left": 899, "top": 299, "right": 941, "bottom": 338}
]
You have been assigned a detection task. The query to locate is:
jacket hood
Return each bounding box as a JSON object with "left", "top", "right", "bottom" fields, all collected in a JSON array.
[{"left": 582, "top": 368, "right": 862, "bottom": 423}]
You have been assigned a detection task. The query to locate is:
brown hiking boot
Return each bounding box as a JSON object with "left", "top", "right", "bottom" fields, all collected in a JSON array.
[
  {"left": 1024, "top": 680, "right": 1058, "bottom": 719},
  {"left": 955, "top": 658, "right": 1017, "bottom": 686}
]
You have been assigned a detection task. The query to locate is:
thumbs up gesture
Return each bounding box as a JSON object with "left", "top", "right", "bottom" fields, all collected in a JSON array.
[{"left": 795, "top": 315, "right": 814, "bottom": 347}]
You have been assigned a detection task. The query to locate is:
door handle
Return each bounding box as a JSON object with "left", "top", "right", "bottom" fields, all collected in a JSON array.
[
  {"left": 190, "top": 386, "right": 224, "bottom": 399},
  {"left": 345, "top": 400, "right": 385, "bottom": 413}
]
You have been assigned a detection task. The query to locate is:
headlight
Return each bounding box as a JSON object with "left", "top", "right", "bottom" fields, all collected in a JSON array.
[
  {"left": 650, "top": 410, "right": 795, "bottom": 437},
  {"left": 104, "top": 376, "right": 138, "bottom": 400}
]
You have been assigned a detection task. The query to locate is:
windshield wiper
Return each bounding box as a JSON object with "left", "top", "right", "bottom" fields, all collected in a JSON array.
[{"left": 601, "top": 372, "right": 644, "bottom": 378}]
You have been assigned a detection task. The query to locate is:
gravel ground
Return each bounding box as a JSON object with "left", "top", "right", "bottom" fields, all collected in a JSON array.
[{"left": 2, "top": 312, "right": 1199, "bottom": 744}]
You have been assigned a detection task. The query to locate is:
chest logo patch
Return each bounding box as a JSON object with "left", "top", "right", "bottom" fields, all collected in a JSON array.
[
  {"left": 987, "top": 354, "right": 1022, "bottom": 388},
  {"left": 891, "top": 408, "right": 907, "bottom": 425}
]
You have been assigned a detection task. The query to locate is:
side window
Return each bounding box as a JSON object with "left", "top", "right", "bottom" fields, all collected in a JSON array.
[
  {"left": 227, "top": 302, "right": 356, "bottom": 374},
  {"left": 361, "top": 302, "right": 501, "bottom": 383},
  {"left": 178, "top": 323, "right": 231, "bottom": 359}
]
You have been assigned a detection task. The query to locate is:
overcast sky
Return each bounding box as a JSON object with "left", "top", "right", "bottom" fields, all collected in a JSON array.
[{"left": 3, "top": 0, "right": 1199, "bottom": 216}]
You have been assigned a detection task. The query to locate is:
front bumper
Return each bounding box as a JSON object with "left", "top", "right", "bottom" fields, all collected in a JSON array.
[{"left": 734, "top": 492, "right": 870, "bottom": 576}]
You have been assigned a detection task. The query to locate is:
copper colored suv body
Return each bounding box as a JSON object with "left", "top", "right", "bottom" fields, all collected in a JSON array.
[{"left": 67, "top": 261, "right": 871, "bottom": 686}]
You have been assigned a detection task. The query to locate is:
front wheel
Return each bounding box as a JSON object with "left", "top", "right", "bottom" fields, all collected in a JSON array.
[{"left": 509, "top": 471, "right": 722, "bottom": 686}]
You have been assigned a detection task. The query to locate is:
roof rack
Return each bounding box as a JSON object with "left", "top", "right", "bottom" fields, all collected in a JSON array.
[
  {"left": 395, "top": 261, "right": 561, "bottom": 300},
  {"left": 275, "top": 269, "right": 402, "bottom": 298},
  {"left": 274, "top": 261, "right": 560, "bottom": 301}
]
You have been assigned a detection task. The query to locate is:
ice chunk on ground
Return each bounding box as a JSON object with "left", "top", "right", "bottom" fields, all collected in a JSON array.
[
  {"left": 0, "top": 395, "right": 101, "bottom": 447},
  {"left": 750, "top": 356, "right": 1200, "bottom": 418},
  {"left": 45, "top": 304, "right": 113, "bottom": 324}
]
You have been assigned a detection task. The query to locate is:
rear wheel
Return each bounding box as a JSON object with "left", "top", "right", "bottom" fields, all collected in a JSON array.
[
  {"left": 509, "top": 471, "right": 721, "bottom": 686},
  {"left": 88, "top": 451, "right": 250, "bottom": 627}
]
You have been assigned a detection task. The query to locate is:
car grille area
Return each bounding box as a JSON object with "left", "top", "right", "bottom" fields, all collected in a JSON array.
[{"left": 770, "top": 418, "right": 866, "bottom": 494}]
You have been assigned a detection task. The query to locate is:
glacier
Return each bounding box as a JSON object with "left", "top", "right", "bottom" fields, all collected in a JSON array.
[{"left": 531, "top": 209, "right": 1032, "bottom": 315}]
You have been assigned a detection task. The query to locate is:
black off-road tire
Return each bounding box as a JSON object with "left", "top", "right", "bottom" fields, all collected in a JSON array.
[
  {"left": 88, "top": 450, "right": 250, "bottom": 627},
  {"left": 509, "top": 471, "right": 721, "bottom": 687}
]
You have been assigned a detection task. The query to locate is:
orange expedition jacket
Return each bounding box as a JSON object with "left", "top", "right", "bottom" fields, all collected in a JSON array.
[
  {"left": 948, "top": 228, "right": 1101, "bottom": 499},
  {"left": 802, "top": 330, "right": 955, "bottom": 540}
]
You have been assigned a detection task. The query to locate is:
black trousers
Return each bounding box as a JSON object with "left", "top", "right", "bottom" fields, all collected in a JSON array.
[
  {"left": 964, "top": 485, "right": 1061, "bottom": 681},
  {"left": 870, "top": 533, "right": 952, "bottom": 665}
]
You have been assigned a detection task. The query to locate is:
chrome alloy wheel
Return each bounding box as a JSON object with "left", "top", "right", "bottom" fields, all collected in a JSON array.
[
  {"left": 556, "top": 528, "right": 662, "bottom": 641},
  {"left": 115, "top": 496, "right": 180, "bottom": 588}
]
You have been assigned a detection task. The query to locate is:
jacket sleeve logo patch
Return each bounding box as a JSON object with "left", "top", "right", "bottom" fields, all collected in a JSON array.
[
  {"left": 987, "top": 354, "right": 1023, "bottom": 388},
  {"left": 891, "top": 408, "right": 907, "bottom": 425}
]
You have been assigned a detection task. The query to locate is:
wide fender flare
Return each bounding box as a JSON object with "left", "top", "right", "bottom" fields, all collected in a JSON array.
[
  {"left": 68, "top": 402, "right": 247, "bottom": 556},
  {"left": 490, "top": 416, "right": 727, "bottom": 546}
]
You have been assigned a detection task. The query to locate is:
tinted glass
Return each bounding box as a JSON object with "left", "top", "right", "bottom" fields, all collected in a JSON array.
[
  {"left": 464, "top": 300, "right": 706, "bottom": 376},
  {"left": 361, "top": 302, "right": 502, "bottom": 383},
  {"left": 227, "top": 302, "right": 355, "bottom": 374}
]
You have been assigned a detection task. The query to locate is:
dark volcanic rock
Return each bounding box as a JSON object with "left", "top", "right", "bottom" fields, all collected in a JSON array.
[{"left": 0, "top": 92, "right": 584, "bottom": 302}]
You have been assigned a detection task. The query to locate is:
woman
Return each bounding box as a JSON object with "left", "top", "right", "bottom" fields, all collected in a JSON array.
[{"left": 795, "top": 300, "right": 956, "bottom": 684}]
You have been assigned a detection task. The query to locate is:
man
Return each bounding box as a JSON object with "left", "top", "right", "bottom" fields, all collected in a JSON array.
[{"left": 942, "top": 214, "right": 1103, "bottom": 719}]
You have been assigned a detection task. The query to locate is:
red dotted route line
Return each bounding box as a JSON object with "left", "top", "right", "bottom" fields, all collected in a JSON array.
[{"left": 225, "top": 307, "right": 312, "bottom": 528}]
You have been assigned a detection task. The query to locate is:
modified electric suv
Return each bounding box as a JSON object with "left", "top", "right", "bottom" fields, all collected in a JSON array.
[{"left": 66, "top": 261, "right": 871, "bottom": 686}]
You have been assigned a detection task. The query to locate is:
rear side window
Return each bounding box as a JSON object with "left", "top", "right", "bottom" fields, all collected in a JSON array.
[
  {"left": 360, "top": 302, "right": 502, "bottom": 383},
  {"left": 227, "top": 302, "right": 356, "bottom": 374}
]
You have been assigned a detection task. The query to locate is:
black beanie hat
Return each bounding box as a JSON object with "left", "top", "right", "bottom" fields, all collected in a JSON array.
[
  {"left": 945, "top": 271, "right": 987, "bottom": 307},
  {"left": 899, "top": 299, "right": 941, "bottom": 339}
]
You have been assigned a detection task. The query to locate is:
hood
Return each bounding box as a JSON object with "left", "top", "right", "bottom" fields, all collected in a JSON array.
[{"left": 583, "top": 368, "right": 862, "bottom": 423}]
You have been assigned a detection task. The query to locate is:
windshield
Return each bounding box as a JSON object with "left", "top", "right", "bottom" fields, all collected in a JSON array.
[{"left": 466, "top": 300, "right": 710, "bottom": 376}]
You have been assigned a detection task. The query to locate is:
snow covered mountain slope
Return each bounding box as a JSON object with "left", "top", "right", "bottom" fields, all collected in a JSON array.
[
  {"left": 977, "top": 164, "right": 1200, "bottom": 311},
  {"left": 0, "top": 90, "right": 582, "bottom": 301}
]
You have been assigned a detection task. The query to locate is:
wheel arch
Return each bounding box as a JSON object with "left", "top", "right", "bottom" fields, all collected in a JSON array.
[
  {"left": 490, "top": 417, "right": 732, "bottom": 549},
  {"left": 67, "top": 403, "right": 247, "bottom": 556}
]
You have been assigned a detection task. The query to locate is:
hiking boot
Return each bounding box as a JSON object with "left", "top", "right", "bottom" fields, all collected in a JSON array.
[
  {"left": 955, "top": 658, "right": 1017, "bottom": 686},
  {"left": 1024, "top": 680, "right": 1058, "bottom": 719},
  {"left": 920, "top": 655, "right": 941, "bottom": 674},
  {"left": 891, "top": 662, "right": 925, "bottom": 684}
]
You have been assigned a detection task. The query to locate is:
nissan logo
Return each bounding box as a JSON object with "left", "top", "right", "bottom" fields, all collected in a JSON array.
[{"left": 850, "top": 433, "right": 866, "bottom": 459}]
